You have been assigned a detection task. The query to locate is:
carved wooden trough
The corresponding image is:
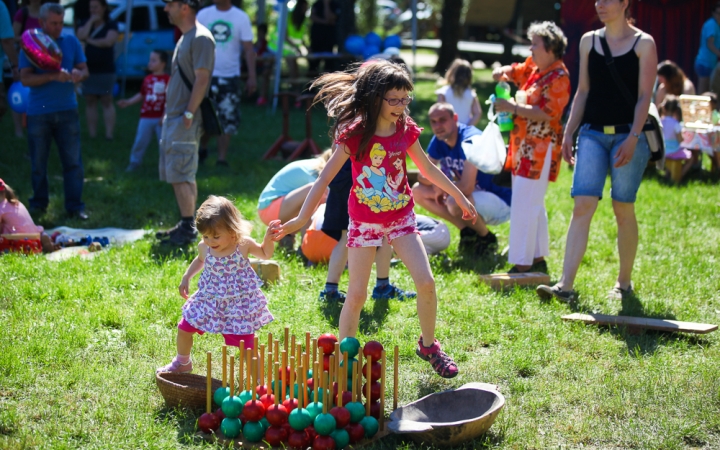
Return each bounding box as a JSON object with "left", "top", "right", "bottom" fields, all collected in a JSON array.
[{"left": 387, "top": 382, "right": 504, "bottom": 446}]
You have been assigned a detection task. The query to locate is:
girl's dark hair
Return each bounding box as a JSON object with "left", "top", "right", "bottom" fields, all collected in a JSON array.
[
  {"left": 657, "top": 60, "right": 687, "bottom": 96},
  {"left": 90, "top": 0, "right": 111, "bottom": 22},
  {"left": 659, "top": 94, "right": 682, "bottom": 121},
  {"left": 0, "top": 180, "right": 19, "bottom": 204},
  {"left": 624, "top": 0, "right": 634, "bottom": 23},
  {"left": 152, "top": 49, "right": 169, "bottom": 66},
  {"left": 312, "top": 60, "right": 414, "bottom": 161},
  {"left": 291, "top": 0, "right": 307, "bottom": 30}
]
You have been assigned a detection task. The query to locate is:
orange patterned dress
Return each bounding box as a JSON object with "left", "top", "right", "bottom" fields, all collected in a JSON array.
[{"left": 505, "top": 56, "right": 570, "bottom": 181}]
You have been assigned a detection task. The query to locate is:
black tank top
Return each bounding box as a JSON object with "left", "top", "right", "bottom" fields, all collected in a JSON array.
[{"left": 582, "top": 32, "right": 642, "bottom": 126}]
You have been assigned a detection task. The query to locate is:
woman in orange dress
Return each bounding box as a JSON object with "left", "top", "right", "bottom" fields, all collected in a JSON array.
[{"left": 492, "top": 21, "right": 571, "bottom": 273}]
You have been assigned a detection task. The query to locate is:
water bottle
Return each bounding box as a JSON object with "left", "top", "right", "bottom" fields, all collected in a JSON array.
[
  {"left": 495, "top": 82, "right": 514, "bottom": 132},
  {"left": 515, "top": 90, "right": 527, "bottom": 106}
]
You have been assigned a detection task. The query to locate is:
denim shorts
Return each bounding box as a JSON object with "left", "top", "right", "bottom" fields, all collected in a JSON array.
[
  {"left": 695, "top": 61, "right": 714, "bottom": 78},
  {"left": 571, "top": 124, "right": 650, "bottom": 203}
]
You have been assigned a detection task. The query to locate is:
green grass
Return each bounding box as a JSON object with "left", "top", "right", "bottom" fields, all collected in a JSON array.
[{"left": 2, "top": 77, "right": 720, "bottom": 449}]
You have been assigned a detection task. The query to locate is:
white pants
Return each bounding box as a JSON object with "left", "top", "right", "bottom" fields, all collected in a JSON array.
[{"left": 508, "top": 146, "right": 553, "bottom": 265}]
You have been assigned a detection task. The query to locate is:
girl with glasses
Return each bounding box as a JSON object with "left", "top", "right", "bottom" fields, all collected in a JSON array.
[{"left": 272, "top": 60, "right": 477, "bottom": 379}]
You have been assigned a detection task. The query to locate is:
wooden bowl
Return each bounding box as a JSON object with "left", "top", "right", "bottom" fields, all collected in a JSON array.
[{"left": 387, "top": 382, "right": 504, "bottom": 447}]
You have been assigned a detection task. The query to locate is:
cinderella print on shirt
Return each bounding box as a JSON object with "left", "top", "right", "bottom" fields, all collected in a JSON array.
[{"left": 354, "top": 143, "right": 411, "bottom": 213}]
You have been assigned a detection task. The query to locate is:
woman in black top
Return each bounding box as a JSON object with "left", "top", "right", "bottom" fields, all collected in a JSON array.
[
  {"left": 536, "top": 0, "right": 657, "bottom": 303},
  {"left": 76, "top": 0, "right": 119, "bottom": 140}
]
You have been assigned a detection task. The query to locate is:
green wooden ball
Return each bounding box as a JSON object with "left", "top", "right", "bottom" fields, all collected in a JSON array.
[
  {"left": 331, "top": 428, "right": 350, "bottom": 449},
  {"left": 360, "top": 415, "right": 379, "bottom": 438},
  {"left": 310, "top": 387, "right": 324, "bottom": 403},
  {"left": 238, "top": 389, "right": 253, "bottom": 404},
  {"left": 260, "top": 417, "right": 269, "bottom": 431},
  {"left": 306, "top": 401, "right": 324, "bottom": 421},
  {"left": 288, "top": 407, "right": 312, "bottom": 430},
  {"left": 220, "top": 417, "right": 242, "bottom": 439},
  {"left": 345, "top": 402, "right": 365, "bottom": 424},
  {"left": 306, "top": 368, "right": 313, "bottom": 380},
  {"left": 213, "top": 386, "right": 230, "bottom": 408},
  {"left": 221, "top": 395, "right": 243, "bottom": 419},
  {"left": 314, "top": 412, "right": 337, "bottom": 436},
  {"left": 340, "top": 337, "right": 361, "bottom": 358},
  {"left": 243, "top": 421, "right": 265, "bottom": 442}
]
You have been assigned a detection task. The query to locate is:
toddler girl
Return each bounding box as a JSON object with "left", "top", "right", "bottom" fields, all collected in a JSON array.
[
  {"left": 435, "top": 59, "right": 482, "bottom": 126},
  {"left": 273, "top": 60, "right": 477, "bottom": 378},
  {"left": 659, "top": 94, "right": 683, "bottom": 156},
  {"left": 0, "top": 179, "right": 54, "bottom": 253},
  {"left": 117, "top": 50, "right": 169, "bottom": 172},
  {"left": 157, "top": 196, "right": 279, "bottom": 373}
]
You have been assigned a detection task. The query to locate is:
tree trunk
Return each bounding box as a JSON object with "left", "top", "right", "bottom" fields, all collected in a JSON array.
[{"left": 434, "top": 0, "right": 463, "bottom": 74}]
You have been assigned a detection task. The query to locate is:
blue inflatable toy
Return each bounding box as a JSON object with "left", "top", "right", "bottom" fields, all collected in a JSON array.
[
  {"left": 384, "top": 34, "right": 402, "bottom": 50},
  {"left": 8, "top": 81, "right": 30, "bottom": 114},
  {"left": 112, "top": 82, "right": 120, "bottom": 97},
  {"left": 345, "top": 35, "right": 365, "bottom": 55},
  {"left": 363, "top": 44, "right": 381, "bottom": 60},
  {"left": 365, "top": 32, "right": 382, "bottom": 48}
]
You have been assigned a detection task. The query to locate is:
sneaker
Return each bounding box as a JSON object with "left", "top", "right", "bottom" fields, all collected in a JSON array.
[
  {"left": 474, "top": 231, "right": 498, "bottom": 256},
  {"left": 198, "top": 148, "right": 209, "bottom": 165},
  {"left": 157, "top": 357, "right": 193, "bottom": 374},
  {"left": 155, "top": 220, "right": 184, "bottom": 240},
  {"left": 608, "top": 283, "right": 634, "bottom": 301},
  {"left": 536, "top": 284, "right": 576, "bottom": 303},
  {"left": 163, "top": 227, "right": 198, "bottom": 247},
  {"left": 457, "top": 227, "right": 479, "bottom": 253},
  {"left": 319, "top": 289, "right": 346, "bottom": 302},
  {"left": 372, "top": 284, "right": 417, "bottom": 301},
  {"left": 415, "top": 338, "right": 458, "bottom": 379},
  {"left": 531, "top": 260, "right": 548, "bottom": 274}
]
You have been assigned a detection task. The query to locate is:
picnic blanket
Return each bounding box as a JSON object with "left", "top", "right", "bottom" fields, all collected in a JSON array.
[{"left": 45, "top": 227, "right": 150, "bottom": 261}]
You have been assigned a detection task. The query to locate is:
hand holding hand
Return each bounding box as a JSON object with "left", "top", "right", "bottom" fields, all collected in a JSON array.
[
  {"left": 55, "top": 69, "right": 72, "bottom": 83},
  {"left": 614, "top": 136, "right": 637, "bottom": 168},
  {"left": 117, "top": 99, "right": 129, "bottom": 108},
  {"left": 265, "top": 219, "right": 281, "bottom": 240},
  {"left": 179, "top": 277, "right": 190, "bottom": 299},
  {"left": 271, "top": 217, "right": 304, "bottom": 241}
]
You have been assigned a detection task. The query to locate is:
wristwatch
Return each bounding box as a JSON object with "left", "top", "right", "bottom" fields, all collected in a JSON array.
[{"left": 184, "top": 111, "right": 194, "bottom": 120}]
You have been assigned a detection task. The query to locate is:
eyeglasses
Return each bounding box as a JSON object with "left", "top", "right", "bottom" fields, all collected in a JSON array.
[{"left": 383, "top": 97, "right": 413, "bottom": 106}]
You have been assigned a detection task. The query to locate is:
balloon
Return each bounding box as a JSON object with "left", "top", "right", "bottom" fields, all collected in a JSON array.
[
  {"left": 365, "top": 32, "right": 382, "bottom": 48},
  {"left": 363, "top": 44, "right": 381, "bottom": 60},
  {"left": 345, "top": 35, "right": 365, "bottom": 55},
  {"left": 21, "top": 29, "right": 62, "bottom": 72},
  {"left": 8, "top": 82, "right": 30, "bottom": 114},
  {"left": 112, "top": 83, "right": 120, "bottom": 97},
  {"left": 384, "top": 34, "right": 402, "bottom": 50}
]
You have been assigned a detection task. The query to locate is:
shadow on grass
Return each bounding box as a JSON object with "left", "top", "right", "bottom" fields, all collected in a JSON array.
[
  {"left": 149, "top": 241, "right": 197, "bottom": 264},
  {"left": 154, "top": 406, "right": 204, "bottom": 446},
  {"left": 429, "top": 250, "right": 505, "bottom": 276},
  {"left": 318, "top": 297, "right": 391, "bottom": 335}
]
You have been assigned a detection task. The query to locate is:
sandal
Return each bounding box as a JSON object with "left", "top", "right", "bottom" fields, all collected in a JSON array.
[
  {"left": 608, "top": 283, "right": 634, "bottom": 301},
  {"left": 415, "top": 338, "right": 458, "bottom": 379},
  {"left": 536, "top": 284, "right": 576, "bottom": 303},
  {"left": 156, "top": 357, "right": 193, "bottom": 374}
]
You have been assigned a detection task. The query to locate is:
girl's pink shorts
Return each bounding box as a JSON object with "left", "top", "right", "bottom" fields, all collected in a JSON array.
[{"left": 178, "top": 318, "right": 255, "bottom": 348}]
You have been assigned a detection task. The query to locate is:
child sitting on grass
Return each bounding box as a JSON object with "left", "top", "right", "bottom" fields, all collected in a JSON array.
[
  {"left": 157, "top": 196, "right": 279, "bottom": 373},
  {"left": 0, "top": 179, "right": 54, "bottom": 253}
]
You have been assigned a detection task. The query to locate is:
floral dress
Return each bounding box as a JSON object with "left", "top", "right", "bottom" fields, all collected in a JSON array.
[{"left": 182, "top": 246, "right": 274, "bottom": 335}]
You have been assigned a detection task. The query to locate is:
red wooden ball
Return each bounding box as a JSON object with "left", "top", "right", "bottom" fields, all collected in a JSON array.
[
  {"left": 345, "top": 423, "right": 365, "bottom": 443},
  {"left": 260, "top": 393, "right": 276, "bottom": 409},
  {"left": 313, "top": 434, "right": 336, "bottom": 450},
  {"left": 362, "top": 361, "right": 382, "bottom": 381},
  {"left": 265, "top": 404, "right": 289, "bottom": 426},
  {"left": 287, "top": 429, "right": 309, "bottom": 449},
  {"left": 282, "top": 421, "right": 294, "bottom": 437},
  {"left": 362, "top": 341, "right": 383, "bottom": 362},
  {"left": 323, "top": 354, "right": 331, "bottom": 372},
  {"left": 317, "top": 333, "right": 338, "bottom": 355},
  {"left": 198, "top": 412, "right": 219, "bottom": 433},
  {"left": 239, "top": 413, "right": 247, "bottom": 426},
  {"left": 282, "top": 397, "right": 299, "bottom": 413},
  {"left": 214, "top": 407, "right": 226, "bottom": 422},
  {"left": 306, "top": 425, "right": 318, "bottom": 442},
  {"left": 256, "top": 384, "right": 268, "bottom": 397},
  {"left": 329, "top": 406, "right": 351, "bottom": 429},
  {"left": 264, "top": 425, "right": 288, "bottom": 446},
  {"left": 362, "top": 381, "right": 381, "bottom": 402},
  {"left": 307, "top": 377, "right": 314, "bottom": 391},
  {"left": 370, "top": 401, "right": 381, "bottom": 419},
  {"left": 339, "top": 391, "right": 354, "bottom": 407},
  {"left": 243, "top": 400, "right": 266, "bottom": 422},
  {"left": 278, "top": 365, "right": 291, "bottom": 383}
]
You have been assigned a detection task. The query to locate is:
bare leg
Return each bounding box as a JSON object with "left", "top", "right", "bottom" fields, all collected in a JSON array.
[
  {"left": 278, "top": 183, "right": 314, "bottom": 223},
  {"left": 85, "top": 95, "right": 99, "bottom": 138},
  {"left": 100, "top": 94, "right": 115, "bottom": 139},
  {"left": 413, "top": 182, "right": 487, "bottom": 235},
  {"left": 172, "top": 181, "right": 197, "bottom": 217},
  {"left": 338, "top": 246, "right": 376, "bottom": 341},
  {"left": 613, "top": 200, "right": 638, "bottom": 290},
  {"left": 557, "top": 196, "right": 599, "bottom": 291},
  {"left": 375, "top": 237, "right": 393, "bottom": 279},
  {"left": 390, "top": 233, "right": 436, "bottom": 346},
  {"left": 326, "top": 231, "right": 348, "bottom": 284},
  {"left": 177, "top": 329, "right": 194, "bottom": 355},
  {"left": 217, "top": 134, "right": 231, "bottom": 162}
]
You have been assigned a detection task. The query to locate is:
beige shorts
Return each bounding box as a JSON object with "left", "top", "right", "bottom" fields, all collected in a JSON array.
[{"left": 159, "top": 115, "right": 201, "bottom": 184}]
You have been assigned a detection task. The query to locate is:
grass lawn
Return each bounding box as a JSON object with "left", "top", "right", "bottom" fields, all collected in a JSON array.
[{"left": 2, "top": 75, "right": 720, "bottom": 449}]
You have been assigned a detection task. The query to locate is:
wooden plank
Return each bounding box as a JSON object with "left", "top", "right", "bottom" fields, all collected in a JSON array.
[
  {"left": 562, "top": 313, "right": 718, "bottom": 334},
  {"left": 479, "top": 272, "right": 550, "bottom": 291},
  {"left": 1, "top": 233, "right": 41, "bottom": 240}
]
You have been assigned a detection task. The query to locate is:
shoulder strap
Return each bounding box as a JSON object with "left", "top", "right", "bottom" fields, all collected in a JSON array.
[
  {"left": 598, "top": 34, "right": 635, "bottom": 107},
  {"left": 632, "top": 32, "right": 642, "bottom": 49},
  {"left": 176, "top": 64, "right": 193, "bottom": 92}
]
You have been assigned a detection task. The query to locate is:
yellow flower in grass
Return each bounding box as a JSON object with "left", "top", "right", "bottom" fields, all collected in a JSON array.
[{"left": 367, "top": 195, "right": 393, "bottom": 213}]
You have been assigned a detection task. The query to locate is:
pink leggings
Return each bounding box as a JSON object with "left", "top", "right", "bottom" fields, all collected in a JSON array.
[{"left": 178, "top": 318, "right": 255, "bottom": 348}]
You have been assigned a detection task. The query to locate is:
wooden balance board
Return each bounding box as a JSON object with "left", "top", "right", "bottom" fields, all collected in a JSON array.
[
  {"left": 562, "top": 313, "right": 718, "bottom": 334},
  {"left": 479, "top": 272, "right": 550, "bottom": 290},
  {"left": 249, "top": 259, "right": 281, "bottom": 284}
]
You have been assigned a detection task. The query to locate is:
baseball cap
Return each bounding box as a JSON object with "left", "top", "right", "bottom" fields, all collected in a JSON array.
[{"left": 162, "top": 0, "right": 201, "bottom": 9}]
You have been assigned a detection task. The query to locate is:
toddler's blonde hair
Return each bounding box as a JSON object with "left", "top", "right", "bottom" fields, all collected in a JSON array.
[
  {"left": 444, "top": 59, "right": 473, "bottom": 98},
  {"left": 195, "top": 196, "right": 252, "bottom": 243}
]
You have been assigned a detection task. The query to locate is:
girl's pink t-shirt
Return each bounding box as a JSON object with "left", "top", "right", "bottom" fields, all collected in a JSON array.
[
  {"left": 13, "top": 9, "right": 41, "bottom": 32},
  {"left": 140, "top": 74, "right": 170, "bottom": 118},
  {"left": 0, "top": 199, "right": 43, "bottom": 234},
  {"left": 337, "top": 117, "right": 422, "bottom": 224}
]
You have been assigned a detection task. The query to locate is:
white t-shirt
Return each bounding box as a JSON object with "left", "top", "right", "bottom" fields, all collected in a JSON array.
[
  {"left": 197, "top": 6, "right": 253, "bottom": 78},
  {"left": 435, "top": 85, "right": 477, "bottom": 125}
]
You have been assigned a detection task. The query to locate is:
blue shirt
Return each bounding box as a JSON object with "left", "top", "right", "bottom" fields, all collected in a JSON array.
[
  {"left": 427, "top": 123, "right": 512, "bottom": 206},
  {"left": 696, "top": 18, "right": 720, "bottom": 68},
  {"left": 0, "top": 2, "right": 13, "bottom": 64},
  {"left": 19, "top": 33, "right": 87, "bottom": 115},
  {"left": 258, "top": 158, "right": 321, "bottom": 210}
]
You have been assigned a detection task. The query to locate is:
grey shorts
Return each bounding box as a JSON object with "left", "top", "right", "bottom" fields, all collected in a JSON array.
[
  {"left": 159, "top": 115, "right": 201, "bottom": 184},
  {"left": 209, "top": 76, "right": 241, "bottom": 135}
]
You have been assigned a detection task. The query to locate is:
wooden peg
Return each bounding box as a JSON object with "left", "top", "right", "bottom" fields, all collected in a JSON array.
[
  {"left": 380, "top": 350, "right": 386, "bottom": 430},
  {"left": 260, "top": 344, "right": 266, "bottom": 390},
  {"left": 245, "top": 346, "right": 252, "bottom": 392},
  {"left": 365, "top": 355, "right": 372, "bottom": 416},
  {"left": 289, "top": 356, "right": 296, "bottom": 400},
  {"left": 281, "top": 350, "right": 287, "bottom": 401},
  {"left": 313, "top": 361, "right": 319, "bottom": 405},
  {"left": 273, "top": 362, "right": 280, "bottom": 406},
  {"left": 328, "top": 354, "right": 335, "bottom": 409},
  {"left": 206, "top": 351, "right": 212, "bottom": 413},
  {"left": 229, "top": 355, "right": 235, "bottom": 398},
  {"left": 284, "top": 327, "right": 289, "bottom": 353},
  {"left": 322, "top": 370, "right": 329, "bottom": 414},
  {"left": 239, "top": 341, "right": 245, "bottom": 392},
  {"left": 251, "top": 357, "right": 257, "bottom": 401},
  {"left": 393, "top": 345, "right": 399, "bottom": 411},
  {"left": 221, "top": 345, "right": 227, "bottom": 388}
]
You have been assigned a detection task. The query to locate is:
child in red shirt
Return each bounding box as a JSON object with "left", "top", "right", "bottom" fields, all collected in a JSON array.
[
  {"left": 273, "top": 60, "right": 477, "bottom": 379},
  {"left": 117, "top": 50, "right": 169, "bottom": 172}
]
